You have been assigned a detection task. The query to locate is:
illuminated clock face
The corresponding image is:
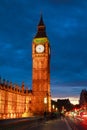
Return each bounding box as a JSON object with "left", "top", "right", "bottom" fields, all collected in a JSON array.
[{"left": 36, "top": 45, "right": 44, "bottom": 53}]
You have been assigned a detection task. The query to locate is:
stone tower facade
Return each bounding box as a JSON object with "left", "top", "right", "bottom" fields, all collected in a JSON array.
[
  {"left": 0, "top": 15, "right": 51, "bottom": 119},
  {"left": 32, "top": 15, "right": 51, "bottom": 114}
]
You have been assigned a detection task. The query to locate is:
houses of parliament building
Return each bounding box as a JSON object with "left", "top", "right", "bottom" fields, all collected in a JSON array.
[{"left": 0, "top": 15, "right": 51, "bottom": 119}]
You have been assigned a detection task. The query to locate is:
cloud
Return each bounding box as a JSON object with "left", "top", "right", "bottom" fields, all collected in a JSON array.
[
  {"left": 51, "top": 85, "right": 84, "bottom": 98},
  {"left": 52, "top": 96, "right": 79, "bottom": 105},
  {"left": 0, "top": 0, "right": 87, "bottom": 98}
]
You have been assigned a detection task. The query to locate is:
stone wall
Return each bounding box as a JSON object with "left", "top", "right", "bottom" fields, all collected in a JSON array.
[{"left": 0, "top": 78, "right": 32, "bottom": 119}]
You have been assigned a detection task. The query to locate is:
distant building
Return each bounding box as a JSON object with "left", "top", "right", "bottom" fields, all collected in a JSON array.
[
  {"left": 79, "top": 89, "right": 87, "bottom": 106},
  {"left": 51, "top": 99, "right": 73, "bottom": 112},
  {"left": 0, "top": 15, "right": 51, "bottom": 119},
  {"left": 57, "top": 99, "right": 73, "bottom": 112}
]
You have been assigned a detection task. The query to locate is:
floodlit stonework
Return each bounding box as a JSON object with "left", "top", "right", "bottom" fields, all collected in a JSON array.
[
  {"left": 0, "top": 81, "right": 33, "bottom": 119},
  {"left": 0, "top": 15, "right": 51, "bottom": 119}
]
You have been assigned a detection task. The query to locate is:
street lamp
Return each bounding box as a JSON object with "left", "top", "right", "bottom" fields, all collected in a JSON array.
[
  {"left": 52, "top": 105, "right": 55, "bottom": 109},
  {"left": 44, "top": 97, "right": 47, "bottom": 104},
  {"left": 44, "top": 97, "right": 47, "bottom": 113},
  {"left": 52, "top": 104, "right": 55, "bottom": 112},
  {"left": 56, "top": 107, "right": 58, "bottom": 112}
]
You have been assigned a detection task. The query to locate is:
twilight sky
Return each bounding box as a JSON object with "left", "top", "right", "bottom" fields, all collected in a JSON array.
[{"left": 0, "top": 0, "right": 87, "bottom": 103}]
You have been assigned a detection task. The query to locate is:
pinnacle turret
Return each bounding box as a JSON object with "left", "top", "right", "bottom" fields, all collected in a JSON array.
[
  {"left": 35, "top": 15, "right": 47, "bottom": 38},
  {"left": 38, "top": 14, "right": 45, "bottom": 26}
]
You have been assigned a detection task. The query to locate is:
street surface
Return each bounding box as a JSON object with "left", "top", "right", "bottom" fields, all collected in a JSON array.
[
  {"left": 18, "top": 118, "right": 72, "bottom": 130},
  {"left": 0, "top": 116, "right": 87, "bottom": 130},
  {"left": 0, "top": 117, "right": 72, "bottom": 130},
  {"left": 67, "top": 116, "right": 87, "bottom": 130}
]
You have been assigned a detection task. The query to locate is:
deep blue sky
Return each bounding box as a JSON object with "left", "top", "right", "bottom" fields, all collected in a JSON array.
[{"left": 0, "top": 0, "right": 87, "bottom": 99}]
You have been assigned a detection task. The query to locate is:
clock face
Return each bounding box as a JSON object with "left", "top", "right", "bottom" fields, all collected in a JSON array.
[{"left": 36, "top": 45, "right": 44, "bottom": 53}]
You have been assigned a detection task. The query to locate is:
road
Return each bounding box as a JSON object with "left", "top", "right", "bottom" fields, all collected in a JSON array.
[
  {"left": 0, "top": 116, "right": 87, "bottom": 130},
  {"left": 19, "top": 118, "right": 72, "bottom": 130},
  {"left": 0, "top": 117, "right": 72, "bottom": 130},
  {"left": 66, "top": 116, "right": 87, "bottom": 130}
]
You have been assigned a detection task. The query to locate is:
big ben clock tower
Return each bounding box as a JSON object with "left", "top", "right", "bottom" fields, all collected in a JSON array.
[{"left": 32, "top": 15, "right": 51, "bottom": 114}]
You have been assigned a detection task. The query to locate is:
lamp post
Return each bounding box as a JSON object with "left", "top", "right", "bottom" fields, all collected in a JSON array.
[
  {"left": 52, "top": 104, "right": 55, "bottom": 112},
  {"left": 44, "top": 97, "right": 47, "bottom": 112},
  {"left": 44, "top": 97, "right": 48, "bottom": 118}
]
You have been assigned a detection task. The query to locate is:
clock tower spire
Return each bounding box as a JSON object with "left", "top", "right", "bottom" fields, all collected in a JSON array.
[
  {"left": 35, "top": 14, "right": 47, "bottom": 38},
  {"left": 32, "top": 15, "right": 51, "bottom": 114}
]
